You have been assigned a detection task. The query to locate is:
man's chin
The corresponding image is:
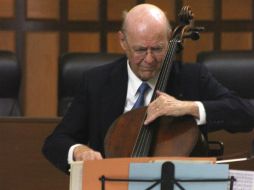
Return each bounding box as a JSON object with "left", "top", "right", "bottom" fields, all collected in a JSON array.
[{"left": 139, "top": 72, "right": 156, "bottom": 81}]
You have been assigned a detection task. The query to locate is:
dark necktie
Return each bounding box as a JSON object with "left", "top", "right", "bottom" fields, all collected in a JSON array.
[{"left": 132, "top": 82, "right": 150, "bottom": 109}]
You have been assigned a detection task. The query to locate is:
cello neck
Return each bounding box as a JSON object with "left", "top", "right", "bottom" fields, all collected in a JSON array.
[
  {"left": 130, "top": 38, "right": 180, "bottom": 157},
  {"left": 151, "top": 38, "right": 179, "bottom": 101}
]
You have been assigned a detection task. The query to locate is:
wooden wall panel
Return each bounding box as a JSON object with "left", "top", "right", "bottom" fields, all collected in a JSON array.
[
  {"left": 0, "top": 0, "right": 15, "bottom": 18},
  {"left": 0, "top": 31, "right": 15, "bottom": 51},
  {"left": 24, "top": 32, "right": 59, "bottom": 116},
  {"left": 68, "top": 0, "right": 99, "bottom": 21},
  {"left": 221, "top": 32, "right": 252, "bottom": 50},
  {"left": 107, "top": 0, "right": 136, "bottom": 21},
  {"left": 27, "top": 0, "right": 59, "bottom": 19},
  {"left": 183, "top": 33, "right": 214, "bottom": 62},
  {"left": 68, "top": 32, "right": 100, "bottom": 52},
  {"left": 183, "top": 0, "right": 214, "bottom": 20},
  {"left": 0, "top": 0, "right": 254, "bottom": 116},
  {"left": 146, "top": 0, "right": 176, "bottom": 21},
  {"left": 222, "top": 0, "right": 252, "bottom": 20},
  {"left": 107, "top": 32, "right": 123, "bottom": 53}
]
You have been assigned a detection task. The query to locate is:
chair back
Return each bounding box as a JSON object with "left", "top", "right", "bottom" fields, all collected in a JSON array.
[
  {"left": 197, "top": 51, "right": 254, "bottom": 99},
  {"left": 0, "top": 51, "right": 21, "bottom": 116},
  {"left": 58, "top": 52, "right": 124, "bottom": 116}
]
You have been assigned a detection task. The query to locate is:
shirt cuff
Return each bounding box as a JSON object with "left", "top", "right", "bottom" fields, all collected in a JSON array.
[
  {"left": 194, "top": 101, "right": 206, "bottom": 125},
  {"left": 68, "top": 144, "right": 82, "bottom": 164}
]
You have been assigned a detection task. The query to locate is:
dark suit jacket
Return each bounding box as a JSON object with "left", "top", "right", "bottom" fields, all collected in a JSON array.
[{"left": 42, "top": 56, "right": 254, "bottom": 173}]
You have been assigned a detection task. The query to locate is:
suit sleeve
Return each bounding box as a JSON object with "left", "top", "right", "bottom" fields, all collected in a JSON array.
[
  {"left": 42, "top": 73, "right": 90, "bottom": 174},
  {"left": 198, "top": 64, "right": 254, "bottom": 133}
]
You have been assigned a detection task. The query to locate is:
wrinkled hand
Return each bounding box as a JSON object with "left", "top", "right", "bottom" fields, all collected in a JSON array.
[
  {"left": 73, "top": 145, "right": 103, "bottom": 161},
  {"left": 144, "top": 91, "right": 199, "bottom": 125}
]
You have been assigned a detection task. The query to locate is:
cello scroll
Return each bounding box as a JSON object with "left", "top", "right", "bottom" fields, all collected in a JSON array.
[{"left": 173, "top": 6, "right": 205, "bottom": 52}]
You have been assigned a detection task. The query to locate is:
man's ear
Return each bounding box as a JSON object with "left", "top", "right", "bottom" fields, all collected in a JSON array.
[{"left": 118, "top": 31, "right": 127, "bottom": 51}]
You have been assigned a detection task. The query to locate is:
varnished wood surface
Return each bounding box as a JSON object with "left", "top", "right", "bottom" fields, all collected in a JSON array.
[
  {"left": 0, "top": 117, "right": 69, "bottom": 190},
  {"left": 209, "top": 129, "right": 254, "bottom": 170}
]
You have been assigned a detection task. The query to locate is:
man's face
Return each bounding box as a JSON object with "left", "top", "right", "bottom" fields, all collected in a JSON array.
[{"left": 120, "top": 28, "right": 169, "bottom": 81}]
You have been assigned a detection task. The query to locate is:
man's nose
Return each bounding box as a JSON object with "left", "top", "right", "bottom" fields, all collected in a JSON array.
[{"left": 144, "top": 50, "right": 155, "bottom": 63}]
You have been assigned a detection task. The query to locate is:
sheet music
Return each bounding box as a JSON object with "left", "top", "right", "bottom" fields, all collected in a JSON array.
[
  {"left": 229, "top": 170, "right": 254, "bottom": 190},
  {"left": 129, "top": 162, "right": 229, "bottom": 190}
]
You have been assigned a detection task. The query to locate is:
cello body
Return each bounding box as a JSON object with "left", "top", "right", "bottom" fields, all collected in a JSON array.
[{"left": 104, "top": 107, "right": 203, "bottom": 158}]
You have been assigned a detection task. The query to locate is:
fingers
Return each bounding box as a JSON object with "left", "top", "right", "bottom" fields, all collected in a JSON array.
[
  {"left": 156, "top": 90, "right": 168, "bottom": 97},
  {"left": 76, "top": 150, "right": 103, "bottom": 161},
  {"left": 144, "top": 108, "right": 160, "bottom": 125},
  {"left": 74, "top": 145, "right": 103, "bottom": 161},
  {"left": 144, "top": 101, "right": 166, "bottom": 125},
  {"left": 144, "top": 92, "right": 167, "bottom": 125},
  {"left": 144, "top": 91, "right": 182, "bottom": 125}
]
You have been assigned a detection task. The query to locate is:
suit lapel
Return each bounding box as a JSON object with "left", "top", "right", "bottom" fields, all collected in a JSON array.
[{"left": 100, "top": 58, "right": 128, "bottom": 136}]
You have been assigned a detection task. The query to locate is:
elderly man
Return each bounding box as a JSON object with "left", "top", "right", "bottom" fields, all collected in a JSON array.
[{"left": 42, "top": 4, "right": 254, "bottom": 174}]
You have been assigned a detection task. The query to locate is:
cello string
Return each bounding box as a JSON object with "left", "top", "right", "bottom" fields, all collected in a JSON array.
[
  {"left": 132, "top": 38, "right": 179, "bottom": 157},
  {"left": 134, "top": 39, "right": 178, "bottom": 157}
]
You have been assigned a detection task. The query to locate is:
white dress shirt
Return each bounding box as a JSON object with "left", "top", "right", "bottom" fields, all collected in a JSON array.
[{"left": 124, "top": 61, "right": 156, "bottom": 112}]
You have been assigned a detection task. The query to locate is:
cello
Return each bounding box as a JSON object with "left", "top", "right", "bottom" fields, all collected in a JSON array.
[{"left": 104, "top": 6, "right": 206, "bottom": 158}]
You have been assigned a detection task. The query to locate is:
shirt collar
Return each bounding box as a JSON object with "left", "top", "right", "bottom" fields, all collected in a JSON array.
[{"left": 127, "top": 60, "right": 158, "bottom": 96}]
